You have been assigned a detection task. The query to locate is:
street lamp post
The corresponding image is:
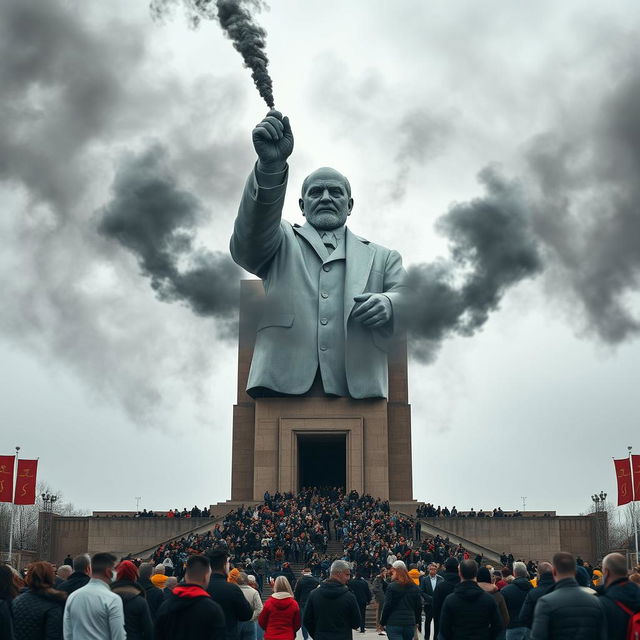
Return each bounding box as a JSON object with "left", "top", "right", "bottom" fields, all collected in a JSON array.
[
  {"left": 40, "top": 493, "right": 58, "bottom": 562},
  {"left": 592, "top": 491, "right": 608, "bottom": 562}
]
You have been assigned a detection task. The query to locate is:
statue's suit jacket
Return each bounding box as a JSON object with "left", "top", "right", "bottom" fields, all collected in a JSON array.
[{"left": 230, "top": 166, "right": 409, "bottom": 399}]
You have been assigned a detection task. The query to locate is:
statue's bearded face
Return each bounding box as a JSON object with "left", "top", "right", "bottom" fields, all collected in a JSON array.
[{"left": 299, "top": 168, "right": 353, "bottom": 231}]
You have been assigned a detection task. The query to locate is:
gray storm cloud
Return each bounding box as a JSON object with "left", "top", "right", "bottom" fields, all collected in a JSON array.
[
  {"left": 99, "top": 145, "right": 241, "bottom": 319},
  {"left": 151, "top": 0, "right": 275, "bottom": 108}
]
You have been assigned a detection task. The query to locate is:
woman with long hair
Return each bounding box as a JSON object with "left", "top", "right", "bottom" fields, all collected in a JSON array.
[
  {"left": 11, "top": 561, "right": 66, "bottom": 640},
  {"left": 380, "top": 561, "right": 422, "bottom": 640},
  {"left": 258, "top": 576, "right": 300, "bottom": 640},
  {"left": 1, "top": 563, "right": 19, "bottom": 639}
]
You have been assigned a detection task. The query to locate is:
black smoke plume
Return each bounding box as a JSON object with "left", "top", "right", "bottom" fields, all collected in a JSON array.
[
  {"left": 151, "top": 0, "right": 275, "bottom": 108},
  {"left": 406, "top": 167, "right": 543, "bottom": 360},
  {"left": 99, "top": 144, "right": 241, "bottom": 318}
]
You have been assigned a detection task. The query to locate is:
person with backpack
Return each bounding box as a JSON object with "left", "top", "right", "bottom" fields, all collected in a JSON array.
[{"left": 597, "top": 552, "right": 640, "bottom": 640}]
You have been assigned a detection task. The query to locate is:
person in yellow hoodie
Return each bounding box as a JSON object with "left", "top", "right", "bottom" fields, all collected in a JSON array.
[{"left": 408, "top": 565, "right": 422, "bottom": 586}]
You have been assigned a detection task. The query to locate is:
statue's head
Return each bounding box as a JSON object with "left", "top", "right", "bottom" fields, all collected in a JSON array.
[{"left": 299, "top": 167, "right": 353, "bottom": 231}]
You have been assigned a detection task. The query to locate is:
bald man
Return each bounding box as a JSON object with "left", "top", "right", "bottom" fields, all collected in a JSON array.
[{"left": 230, "top": 110, "right": 409, "bottom": 399}]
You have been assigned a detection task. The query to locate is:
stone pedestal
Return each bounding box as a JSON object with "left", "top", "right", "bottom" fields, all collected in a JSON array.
[{"left": 231, "top": 280, "right": 413, "bottom": 502}]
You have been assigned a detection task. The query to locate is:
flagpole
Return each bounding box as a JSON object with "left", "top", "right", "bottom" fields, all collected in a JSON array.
[
  {"left": 629, "top": 446, "right": 639, "bottom": 565},
  {"left": 7, "top": 446, "right": 19, "bottom": 564}
]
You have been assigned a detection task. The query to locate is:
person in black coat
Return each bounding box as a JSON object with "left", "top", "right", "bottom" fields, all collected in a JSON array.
[
  {"left": 294, "top": 568, "right": 320, "bottom": 640},
  {"left": 303, "top": 560, "right": 361, "bottom": 640},
  {"left": 530, "top": 552, "right": 606, "bottom": 640},
  {"left": 11, "top": 561, "right": 66, "bottom": 640},
  {"left": 348, "top": 573, "right": 372, "bottom": 633},
  {"left": 57, "top": 553, "right": 91, "bottom": 596},
  {"left": 0, "top": 563, "right": 18, "bottom": 640},
  {"left": 419, "top": 563, "right": 443, "bottom": 640},
  {"left": 155, "top": 555, "right": 226, "bottom": 640},
  {"left": 380, "top": 563, "right": 422, "bottom": 640},
  {"left": 111, "top": 561, "right": 153, "bottom": 640},
  {"left": 519, "top": 562, "right": 554, "bottom": 629},
  {"left": 138, "top": 562, "right": 165, "bottom": 621},
  {"left": 206, "top": 549, "right": 253, "bottom": 640},
  {"left": 432, "top": 557, "right": 460, "bottom": 639},
  {"left": 438, "top": 560, "right": 503, "bottom": 640},
  {"left": 500, "top": 561, "right": 533, "bottom": 633},
  {"left": 597, "top": 552, "right": 640, "bottom": 640}
]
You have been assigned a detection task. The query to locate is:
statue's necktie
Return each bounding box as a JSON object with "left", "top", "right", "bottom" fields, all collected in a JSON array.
[{"left": 322, "top": 232, "right": 336, "bottom": 253}]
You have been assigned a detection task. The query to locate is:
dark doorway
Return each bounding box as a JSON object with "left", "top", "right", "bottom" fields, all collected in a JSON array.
[{"left": 298, "top": 433, "right": 346, "bottom": 491}]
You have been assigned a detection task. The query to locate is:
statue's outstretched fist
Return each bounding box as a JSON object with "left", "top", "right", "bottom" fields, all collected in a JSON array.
[{"left": 253, "top": 110, "right": 294, "bottom": 171}]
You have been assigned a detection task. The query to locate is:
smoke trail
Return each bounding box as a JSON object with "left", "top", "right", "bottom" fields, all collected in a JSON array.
[
  {"left": 151, "top": 0, "right": 274, "bottom": 108},
  {"left": 99, "top": 144, "right": 241, "bottom": 318},
  {"left": 406, "top": 166, "right": 543, "bottom": 361}
]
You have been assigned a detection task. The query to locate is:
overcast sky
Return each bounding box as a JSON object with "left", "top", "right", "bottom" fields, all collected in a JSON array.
[{"left": 1, "top": 0, "right": 639, "bottom": 518}]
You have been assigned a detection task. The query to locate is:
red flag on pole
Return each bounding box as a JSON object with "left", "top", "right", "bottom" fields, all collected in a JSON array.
[
  {"left": 14, "top": 459, "right": 38, "bottom": 505},
  {"left": 632, "top": 455, "right": 640, "bottom": 501},
  {"left": 614, "top": 458, "right": 633, "bottom": 506},
  {"left": 0, "top": 456, "right": 15, "bottom": 503}
]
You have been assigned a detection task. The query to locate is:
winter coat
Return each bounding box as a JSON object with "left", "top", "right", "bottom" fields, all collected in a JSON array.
[
  {"left": 138, "top": 577, "right": 165, "bottom": 621},
  {"left": 597, "top": 577, "right": 640, "bottom": 640},
  {"left": 258, "top": 593, "right": 301, "bottom": 640},
  {"left": 207, "top": 573, "right": 253, "bottom": 640},
  {"left": 0, "top": 598, "right": 14, "bottom": 640},
  {"left": 294, "top": 575, "right": 320, "bottom": 608},
  {"left": 380, "top": 581, "right": 422, "bottom": 627},
  {"left": 347, "top": 578, "right": 371, "bottom": 607},
  {"left": 529, "top": 578, "right": 606, "bottom": 640},
  {"left": 239, "top": 584, "right": 263, "bottom": 622},
  {"left": 432, "top": 571, "right": 460, "bottom": 635},
  {"left": 478, "top": 582, "right": 510, "bottom": 629},
  {"left": 501, "top": 576, "right": 533, "bottom": 628},
  {"left": 519, "top": 572, "right": 555, "bottom": 629},
  {"left": 111, "top": 579, "right": 153, "bottom": 640},
  {"left": 303, "top": 579, "right": 361, "bottom": 640},
  {"left": 155, "top": 584, "right": 226, "bottom": 640},
  {"left": 438, "top": 580, "right": 503, "bottom": 640},
  {"left": 57, "top": 572, "right": 90, "bottom": 596},
  {"left": 11, "top": 589, "right": 66, "bottom": 640}
]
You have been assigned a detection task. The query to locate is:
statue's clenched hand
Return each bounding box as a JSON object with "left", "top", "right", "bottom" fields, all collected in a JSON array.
[
  {"left": 352, "top": 293, "right": 392, "bottom": 328},
  {"left": 253, "top": 110, "right": 294, "bottom": 173}
]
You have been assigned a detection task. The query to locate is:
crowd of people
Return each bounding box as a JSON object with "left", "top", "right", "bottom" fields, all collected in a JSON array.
[
  {"left": 136, "top": 506, "right": 212, "bottom": 519},
  {"left": 148, "top": 489, "right": 479, "bottom": 586},
  {"left": 415, "top": 505, "right": 554, "bottom": 519},
  {"left": 2, "top": 546, "right": 640, "bottom": 640}
]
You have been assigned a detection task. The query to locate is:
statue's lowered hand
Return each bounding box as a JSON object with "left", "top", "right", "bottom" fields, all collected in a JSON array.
[
  {"left": 353, "top": 293, "right": 392, "bottom": 328},
  {"left": 253, "top": 110, "right": 294, "bottom": 172}
]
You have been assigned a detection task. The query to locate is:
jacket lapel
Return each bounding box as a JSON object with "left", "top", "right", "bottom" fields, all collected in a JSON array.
[
  {"left": 293, "top": 222, "right": 329, "bottom": 260},
  {"left": 344, "top": 227, "right": 375, "bottom": 324}
]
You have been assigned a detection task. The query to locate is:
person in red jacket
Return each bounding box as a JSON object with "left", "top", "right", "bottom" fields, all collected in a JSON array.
[{"left": 259, "top": 576, "right": 301, "bottom": 640}]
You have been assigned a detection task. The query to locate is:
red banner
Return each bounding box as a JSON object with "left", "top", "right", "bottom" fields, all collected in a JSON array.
[
  {"left": 0, "top": 456, "right": 15, "bottom": 503},
  {"left": 633, "top": 455, "right": 640, "bottom": 501},
  {"left": 14, "top": 459, "right": 38, "bottom": 505},
  {"left": 614, "top": 458, "right": 633, "bottom": 506}
]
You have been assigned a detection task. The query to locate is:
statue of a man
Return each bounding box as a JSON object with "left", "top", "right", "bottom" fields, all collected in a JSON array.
[{"left": 230, "top": 110, "right": 408, "bottom": 399}]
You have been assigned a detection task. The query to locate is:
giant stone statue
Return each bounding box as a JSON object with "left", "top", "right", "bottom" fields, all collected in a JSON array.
[{"left": 230, "top": 110, "right": 409, "bottom": 399}]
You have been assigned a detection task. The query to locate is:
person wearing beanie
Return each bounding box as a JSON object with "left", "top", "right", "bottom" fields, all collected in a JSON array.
[
  {"left": 151, "top": 573, "right": 168, "bottom": 589},
  {"left": 228, "top": 568, "right": 242, "bottom": 584},
  {"left": 407, "top": 564, "right": 421, "bottom": 586},
  {"left": 432, "top": 557, "right": 460, "bottom": 640},
  {"left": 477, "top": 566, "right": 510, "bottom": 632},
  {"left": 111, "top": 560, "right": 153, "bottom": 640}
]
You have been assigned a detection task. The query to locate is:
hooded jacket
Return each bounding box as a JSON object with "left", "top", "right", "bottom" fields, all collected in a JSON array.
[
  {"left": 57, "top": 571, "right": 90, "bottom": 596},
  {"left": 597, "top": 577, "right": 640, "bottom": 640},
  {"left": 518, "top": 571, "right": 555, "bottom": 629},
  {"left": 294, "top": 574, "right": 320, "bottom": 607},
  {"left": 138, "top": 576, "right": 165, "bottom": 620},
  {"left": 408, "top": 569, "right": 421, "bottom": 586},
  {"left": 207, "top": 572, "right": 253, "bottom": 640},
  {"left": 258, "top": 592, "right": 301, "bottom": 640},
  {"left": 478, "top": 582, "right": 510, "bottom": 629},
  {"left": 501, "top": 576, "right": 533, "bottom": 628},
  {"left": 438, "top": 580, "right": 503, "bottom": 640},
  {"left": 155, "top": 584, "right": 226, "bottom": 640},
  {"left": 111, "top": 579, "right": 153, "bottom": 640},
  {"left": 303, "top": 579, "right": 361, "bottom": 640}
]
